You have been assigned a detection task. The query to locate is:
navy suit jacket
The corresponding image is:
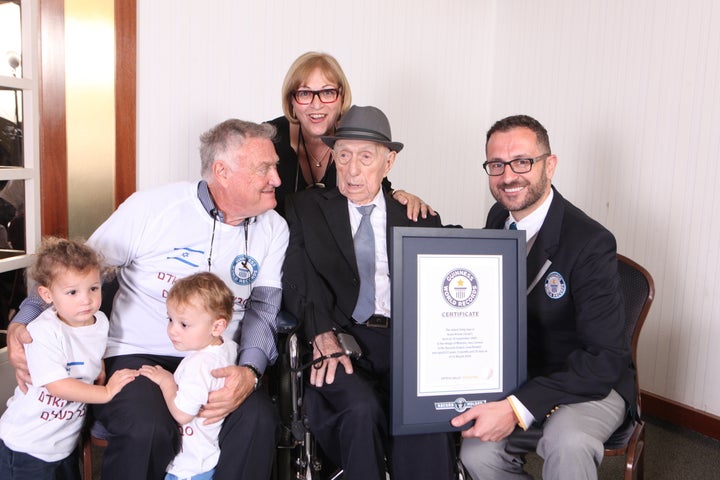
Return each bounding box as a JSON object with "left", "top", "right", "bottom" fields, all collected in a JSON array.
[
  {"left": 486, "top": 187, "right": 636, "bottom": 423},
  {"left": 282, "top": 187, "right": 443, "bottom": 340}
]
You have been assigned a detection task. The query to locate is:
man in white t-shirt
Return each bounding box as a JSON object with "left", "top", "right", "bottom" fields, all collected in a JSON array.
[{"left": 8, "top": 119, "right": 289, "bottom": 480}]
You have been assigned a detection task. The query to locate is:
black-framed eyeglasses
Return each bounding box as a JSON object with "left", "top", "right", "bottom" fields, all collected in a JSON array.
[
  {"left": 482, "top": 153, "right": 550, "bottom": 176},
  {"left": 292, "top": 88, "right": 340, "bottom": 105}
]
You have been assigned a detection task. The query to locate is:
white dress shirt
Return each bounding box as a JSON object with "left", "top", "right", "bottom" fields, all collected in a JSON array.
[{"left": 506, "top": 189, "right": 554, "bottom": 429}]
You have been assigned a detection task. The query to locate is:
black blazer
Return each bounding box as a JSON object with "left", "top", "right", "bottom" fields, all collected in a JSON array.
[
  {"left": 486, "top": 187, "right": 636, "bottom": 422},
  {"left": 282, "top": 187, "right": 443, "bottom": 340}
]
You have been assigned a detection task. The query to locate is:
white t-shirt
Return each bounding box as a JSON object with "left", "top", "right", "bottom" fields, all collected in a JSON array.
[
  {"left": 88, "top": 181, "right": 288, "bottom": 359},
  {"left": 167, "top": 339, "right": 239, "bottom": 478},
  {"left": 0, "top": 309, "right": 109, "bottom": 462}
]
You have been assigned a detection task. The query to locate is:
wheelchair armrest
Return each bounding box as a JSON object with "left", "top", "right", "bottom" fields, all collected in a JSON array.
[{"left": 277, "top": 310, "right": 299, "bottom": 335}]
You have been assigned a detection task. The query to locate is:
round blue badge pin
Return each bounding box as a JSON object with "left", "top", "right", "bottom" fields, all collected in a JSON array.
[{"left": 544, "top": 271, "right": 566, "bottom": 299}]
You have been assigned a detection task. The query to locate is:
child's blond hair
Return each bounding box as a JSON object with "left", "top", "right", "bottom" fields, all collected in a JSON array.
[{"left": 167, "top": 272, "right": 234, "bottom": 321}]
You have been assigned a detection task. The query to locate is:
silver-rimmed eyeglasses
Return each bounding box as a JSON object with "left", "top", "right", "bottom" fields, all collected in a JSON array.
[
  {"left": 292, "top": 88, "right": 340, "bottom": 105},
  {"left": 482, "top": 153, "right": 549, "bottom": 176}
]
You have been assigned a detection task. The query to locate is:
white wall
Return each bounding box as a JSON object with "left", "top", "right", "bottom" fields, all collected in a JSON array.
[
  {"left": 136, "top": 0, "right": 496, "bottom": 228},
  {"left": 488, "top": 0, "right": 720, "bottom": 416},
  {"left": 136, "top": 0, "right": 720, "bottom": 416}
]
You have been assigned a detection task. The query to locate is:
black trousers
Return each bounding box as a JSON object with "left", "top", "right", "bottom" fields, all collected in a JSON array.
[
  {"left": 96, "top": 354, "right": 279, "bottom": 480},
  {"left": 304, "top": 325, "right": 457, "bottom": 480},
  {"left": 0, "top": 440, "right": 80, "bottom": 480}
]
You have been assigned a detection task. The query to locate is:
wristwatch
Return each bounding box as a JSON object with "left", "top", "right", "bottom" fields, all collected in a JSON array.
[{"left": 241, "top": 364, "right": 261, "bottom": 391}]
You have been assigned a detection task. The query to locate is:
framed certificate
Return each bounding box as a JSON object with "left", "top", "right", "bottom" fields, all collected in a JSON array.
[{"left": 391, "top": 227, "right": 527, "bottom": 435}]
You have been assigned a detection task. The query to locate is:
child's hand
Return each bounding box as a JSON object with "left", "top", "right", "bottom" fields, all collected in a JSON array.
[
  {"left": 139, "top": 364, "right": 173, "bottom": 387},
  {"left": 105, "top": 368, "right": 139, "bottom": 398}
]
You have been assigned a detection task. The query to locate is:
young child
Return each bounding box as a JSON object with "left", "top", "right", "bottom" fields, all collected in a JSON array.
[
  {"left": 139, "top": 272, "right": 239, "bottom": 480},
  {"left": 0, "top": 237, "right": 138, "bottom": 479}
]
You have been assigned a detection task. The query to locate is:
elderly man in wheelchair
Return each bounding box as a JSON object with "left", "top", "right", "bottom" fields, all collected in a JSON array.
[{"left": 275, "top": 105, "right": 458, "bottom": 480}]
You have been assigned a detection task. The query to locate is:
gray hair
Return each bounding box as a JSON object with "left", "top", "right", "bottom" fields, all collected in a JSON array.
[{"left": 199, "top": 119, "right": 276, "bottom": 179}]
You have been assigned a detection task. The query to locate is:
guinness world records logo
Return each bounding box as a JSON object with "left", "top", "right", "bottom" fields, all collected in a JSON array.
[
  {"left": 442, "top": 268, "right": 479, "bottom": 307},
  {"left": 434, "top": 397, "right": 485, "bottom": 412},
  {"left": 544, "top": 271, "right": 566, "bottom": 299},
  {"left": 231, "top": 256, "right": 259, "bottom": 285}
]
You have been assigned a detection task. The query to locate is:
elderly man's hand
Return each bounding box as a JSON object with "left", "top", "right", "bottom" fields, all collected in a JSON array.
[
  {"left": 7, "top": 322, "right": 33, "bottom": 393},
  {"left": 200, "top": 365, "right": 256, "bottom": 425},
  {"left": 451, "top": 399, "right": 518, "bottom": 442},
  {"left": 309, "top": 331, "right": 353, "bottom": 387},
  {"left": 391, "top": 190, "right": 437, "bottom": 221}
]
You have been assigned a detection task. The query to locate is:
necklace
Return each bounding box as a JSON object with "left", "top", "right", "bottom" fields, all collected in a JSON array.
[
  {"left": 298, "top": 126, "right": 332, "bottom": 189},
  {"left": 309, "top": 150, "right": 324, "bottom": 167},
  {"left": 299, "top": 127, "right": 330, "bottom": 167}
]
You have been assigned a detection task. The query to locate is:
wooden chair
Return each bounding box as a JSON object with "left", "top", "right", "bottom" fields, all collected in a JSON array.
[
  {"left": 602, "top": 253, "right": 655, "bottom": 480},
  {"left": 483, "top": 253, "right": 654, "bottom": 480},
  {"left": 81, "top": 420, "right": 109, "bottom": 480}
]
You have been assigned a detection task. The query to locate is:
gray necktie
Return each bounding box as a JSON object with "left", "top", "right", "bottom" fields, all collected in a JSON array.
[{"left": 352, "top": 204, "right": 376, "bottom": 322}]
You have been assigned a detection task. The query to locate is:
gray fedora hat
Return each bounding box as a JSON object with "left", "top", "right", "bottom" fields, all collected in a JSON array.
[{"left": 322, "top": 105, "right": 404, "bottom": 153}]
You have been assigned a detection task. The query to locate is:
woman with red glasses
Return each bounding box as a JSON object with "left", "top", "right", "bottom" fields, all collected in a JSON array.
[{"left": 268, "top": 51, "right": 435, "bottom": 220}]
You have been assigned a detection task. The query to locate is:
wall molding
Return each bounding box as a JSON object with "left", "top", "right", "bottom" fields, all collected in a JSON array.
[
  {"left": 642, "top": 390, "right": 720, "bottom": 440},
  {"left": 114, "top": 0, "right": 137, "bottom": 206},
  {"left": 38, "top": 0, "right": 67, "bottom": 236}
]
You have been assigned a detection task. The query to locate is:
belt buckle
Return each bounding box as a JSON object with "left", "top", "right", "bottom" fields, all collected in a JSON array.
[{"left": 366, "top": 315, "right": 390, "bottom": 328}]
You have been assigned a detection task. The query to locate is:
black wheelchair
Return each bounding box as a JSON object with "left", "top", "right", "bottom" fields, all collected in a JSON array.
[
  {"left": 269, "top": 311, "right": 467, "bottom": 480},
  {"left": 270, "top": 311, "right": 325, "bottom": 480}
]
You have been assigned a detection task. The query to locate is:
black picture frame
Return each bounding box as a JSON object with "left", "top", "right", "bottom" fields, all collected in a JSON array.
[{"left": 391, "top": 227, "right": 527, "bottom": 435}]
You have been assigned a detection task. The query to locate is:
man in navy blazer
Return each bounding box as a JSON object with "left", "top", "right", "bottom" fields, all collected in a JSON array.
[
  {"left": 453, "top": 115, "right": 635, "bottom": 480},
  {"left": 282, "top": 106, "right": 456, "bottom": 480}
]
